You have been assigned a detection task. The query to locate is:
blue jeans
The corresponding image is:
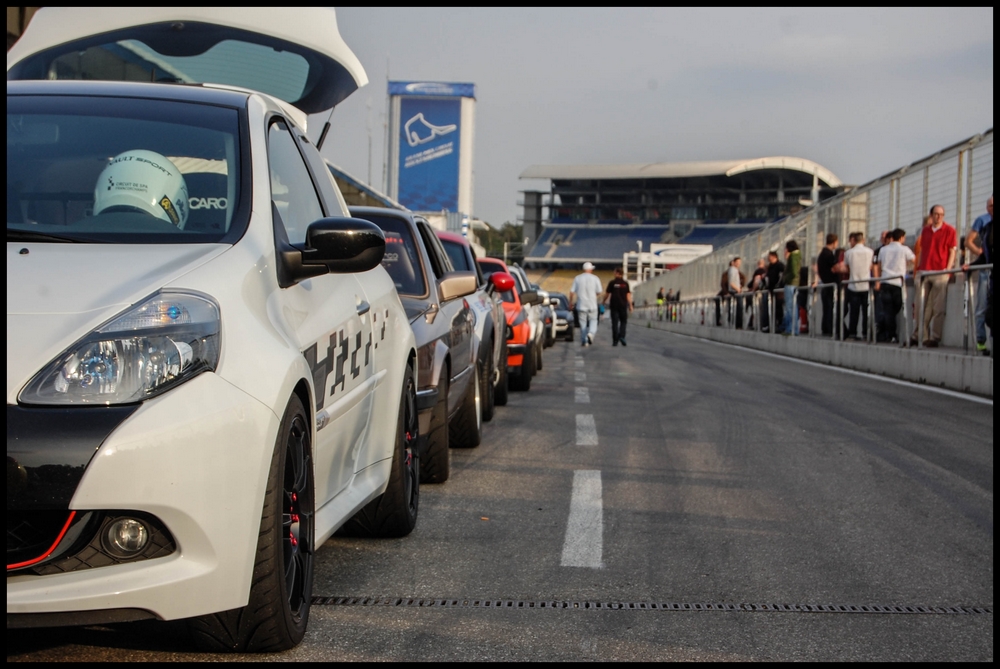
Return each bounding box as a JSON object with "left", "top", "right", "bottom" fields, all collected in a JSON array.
[
  {"left": 579, "top": 308, "right": 598, "bottom": 343},
  {"left": 976, "top": 270, "right": 990, "bottom": 343},
  {"left": 783, "top": 286, "right": 800, "bottom": 335}
]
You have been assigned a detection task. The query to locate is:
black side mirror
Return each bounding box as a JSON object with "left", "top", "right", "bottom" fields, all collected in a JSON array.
[
  {"left": 278, "top": 216, "right": 385, "bottom": 287},
  {"left": 520, "top": 290, "right": 541, "bottom": 306}
]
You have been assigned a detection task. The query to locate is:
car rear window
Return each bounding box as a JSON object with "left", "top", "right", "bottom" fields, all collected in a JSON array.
[
  {"left": 351, "top": 213, "right": 427, "bottom": 297},
  {"left": 7, "top": 94, "right": 246, "bottom": 243}
]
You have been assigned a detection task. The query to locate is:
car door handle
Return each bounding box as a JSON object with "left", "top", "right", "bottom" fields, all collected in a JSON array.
[{"left": 356, "top": 300, "right": 371, "bottom": 316}]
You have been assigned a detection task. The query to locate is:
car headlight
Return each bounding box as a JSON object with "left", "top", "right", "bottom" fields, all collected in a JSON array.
[{"left": 20, "top": 291, "right": 221, "bottom": 406}]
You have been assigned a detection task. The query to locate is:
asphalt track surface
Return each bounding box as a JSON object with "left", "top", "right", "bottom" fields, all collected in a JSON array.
[{"left": 8, "top": 325, "right": 993, "bottom": 661}]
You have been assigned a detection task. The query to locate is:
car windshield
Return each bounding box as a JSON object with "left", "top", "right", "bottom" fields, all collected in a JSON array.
[
  {"left": 352, "top": 213, "right": 428, "bottom": 297},
  {"left": 7, "top": 94, "right": 245, "bottom": 243}
]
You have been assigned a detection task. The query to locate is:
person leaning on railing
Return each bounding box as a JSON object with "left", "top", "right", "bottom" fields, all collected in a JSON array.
[{"left": 964, "top": 195, "right": 993, "bottom": 355}]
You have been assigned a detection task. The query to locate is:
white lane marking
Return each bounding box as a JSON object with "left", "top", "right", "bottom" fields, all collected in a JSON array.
[
  {"left": 576, "top": 414, "right": 598, "bottom": 446},
  {"left": 561, "top": 470, "right": 604, "bottom": 569},
  {"left": 674, "top": 333, "right": 993, "bottom": 406},
  {"left": 575, "top": 359, "right": 585, "bottom": 367},
  {"left": 575, "top": 371, "right": 587, "bottom": 383},
  {"left": 575, "top": 387, "right": 591, "bottom": 403}
]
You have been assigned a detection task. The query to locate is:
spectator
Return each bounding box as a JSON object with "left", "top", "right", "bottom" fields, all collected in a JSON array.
[
  {"left": 844, "top": 231, "right": 875, "bottom": 339},
  {"left": 907, "top": 214, "right": 934, "bottom": 343},
  {"left": 964, "top": 195, "right": 993, "bottom": 355},
  {"left": 762, "top": 250, "right": 785, "bottom": 333},
  {"left": 872, "top": 229, "right": 893, "bottom": 341},
  {"left": 570, "top": 261, "right": 605, "bottom": 347},
  {"left": 814, "top": 233, "right": 839, "bottom": 336},
  {"left": 782, "top": 240, "right": 802, "bottom": 336},
  {"left": 727, "top": 256, "right": 744, "bottom": 329},
  {"left": 746, "top": 258, "right": 767, "bottom": 329},
  {"left": 656, "top": 286, "right": 665, "bottom": 321},
  {"left": 913, "top": 205, "right": 958, "bottom": 347},
  {"left": 603, "top": 266, "right": 633, "bottom": 346},
  {"left": 874, "top": 228, "right": 915, "bottom": 344}
]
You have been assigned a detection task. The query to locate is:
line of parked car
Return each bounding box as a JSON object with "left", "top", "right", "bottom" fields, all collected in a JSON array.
[{"left": 5, "top": 7, "right": 572, "bottom": 654}]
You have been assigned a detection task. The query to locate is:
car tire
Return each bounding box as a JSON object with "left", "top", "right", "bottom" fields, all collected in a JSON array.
[
  {"left": 566, "top": 326, "right": 574, "bottom": 342},
  {"left": 336, "top": 364, "right": 419, "bottom": 538},
  {"left": 450, "top": 360, "right": 483, "bottom": 448},
  {"left": 481, "top": 346, "right": 496, "bottom": 423},
  {"left": 420, "top": 368, "right": 450, "bottom": 484},
  {"left": 535, "top": 339, "right": 544, "bottom": 372},
  {"left": 511, "top": 342, "right": 534, "bottom": 391},
  {"left": 494, "top": 344, "right": 509, "bottom": 407},
  {"left": 189, "top": 394, "right": 314, "bottom": 652}
]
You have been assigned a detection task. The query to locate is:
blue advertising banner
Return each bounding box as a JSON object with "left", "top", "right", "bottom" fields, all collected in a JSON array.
[{"left": 397, "top": 97, "right": 461, "bottom": 211}]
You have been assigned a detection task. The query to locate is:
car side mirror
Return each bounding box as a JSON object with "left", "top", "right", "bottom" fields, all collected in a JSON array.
[
  {"left": 439, "top": 271, "right": 478, "bottom": 301},
  {"left": 520, "top": 290, "right": 542, "bottom": 306},
  {"left": 276, "top": 215, "right": 386, "bottom": 288},
  {"left": 549, "top": 298, "right": 560, "bottom": 306},
  {"left": 489, "top": 272, "right": 515, "bottom": 292}
]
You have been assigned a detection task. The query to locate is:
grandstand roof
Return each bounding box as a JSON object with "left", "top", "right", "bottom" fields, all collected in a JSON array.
[{"left": 520, "top": 157, "right": 842, "bottom": 188}]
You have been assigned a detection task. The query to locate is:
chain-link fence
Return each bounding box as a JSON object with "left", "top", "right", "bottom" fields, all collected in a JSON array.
[{"left": 635, "top": 129, "right": 993, "bottom": 305}]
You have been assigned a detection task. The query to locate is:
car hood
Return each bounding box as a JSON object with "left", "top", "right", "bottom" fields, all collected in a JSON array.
[
  {"left": 6, "top": 8, "right": 367, "bottom": 115},
  {"left": 7, "top": 243, "right": 229, "bottom": 400}
]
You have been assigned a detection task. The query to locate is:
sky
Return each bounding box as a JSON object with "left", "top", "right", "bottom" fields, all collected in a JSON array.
[{"left": 312, "top": 8, "right": 993, "bottom": 229}]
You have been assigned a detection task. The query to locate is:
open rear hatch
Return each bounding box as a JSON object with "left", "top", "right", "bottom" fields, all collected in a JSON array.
[{"left": 7, "top": 7, "right": 368, "bottom": 114}]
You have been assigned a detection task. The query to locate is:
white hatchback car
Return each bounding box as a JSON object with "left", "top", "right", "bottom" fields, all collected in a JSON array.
[{"left": 6, "top": 8, "right": 418, "bottom": 652}]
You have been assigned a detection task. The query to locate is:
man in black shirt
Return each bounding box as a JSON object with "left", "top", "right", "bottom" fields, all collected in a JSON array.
[
  {"left": 763, "top": 250, "right": 784, "bottom": 333},
  {"left": 603, "top": 266, "right": 633, "bottom": 346},
  {"left": 815, "top": 233, "right": 839, "bottom": 336}
]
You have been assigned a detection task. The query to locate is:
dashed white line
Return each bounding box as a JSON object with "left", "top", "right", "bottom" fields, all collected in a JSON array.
[
  {"left": 576, "top": 414, "right": 598, "bottom": 446},
  {"left": 561, "top": 470, "right": 604, "bottom": 569},
  {"left": 575, "top": 387, "right": 591, "bottom": 403}
]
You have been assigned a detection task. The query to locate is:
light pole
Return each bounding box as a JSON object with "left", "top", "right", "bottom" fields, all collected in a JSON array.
[{"left": 636, "top": 241, "right": 643, "bottom": 282}]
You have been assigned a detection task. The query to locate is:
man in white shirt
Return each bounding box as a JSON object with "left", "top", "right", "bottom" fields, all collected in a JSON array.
[
  {"left": 873, "top": 228, "right": 915, "bottom": 344},
  {"left": 726, "top": 257, "right": 744, "bottom": 328},
  {"left": 844, "top": 232, "right": 875, "bottom": 339},
  {"left": 570, "top": 261, "right": 605, "bottom": 347}
]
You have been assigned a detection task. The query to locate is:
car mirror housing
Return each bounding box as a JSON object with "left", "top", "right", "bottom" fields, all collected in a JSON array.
[
  {"left": 439, "top": 271, "right": 478, "bottom": 302},
  {"left": 519, "top": 290, "right": 541, "bottom": 306},
  {"left": 277, "top": 217, "right": 386, "bottom": 288},
  {"left": 549, "top": 297, "right": 560, "bottom": 306},
  {"left": 489, "top": 272, "right": 515, "bottom": 292}
]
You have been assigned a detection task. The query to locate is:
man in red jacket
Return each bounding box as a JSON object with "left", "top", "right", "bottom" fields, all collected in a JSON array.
[{"left": 914, "top": 204, "right": 958, "bottom": 347}]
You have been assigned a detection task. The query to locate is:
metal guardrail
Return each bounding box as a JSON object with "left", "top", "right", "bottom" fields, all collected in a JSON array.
[{"left": 640, "top": 262, "right": 992, "bottom": 356}]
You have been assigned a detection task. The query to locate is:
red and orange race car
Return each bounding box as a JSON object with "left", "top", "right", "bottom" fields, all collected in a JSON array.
[{"left": 477, "top": 257, "right": 544, "bottom": 393}]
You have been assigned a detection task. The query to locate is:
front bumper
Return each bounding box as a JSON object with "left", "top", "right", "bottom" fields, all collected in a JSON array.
[{"left": 7, "top": 372, "right": 279, "bottom": 622}]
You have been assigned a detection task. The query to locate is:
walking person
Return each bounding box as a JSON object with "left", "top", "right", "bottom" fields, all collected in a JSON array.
[
  {"left": 873, "top": 228, "right": 915, "bottom": 344},
  {"left": 814, "top": 233, "right": 839, "bottom": 336},
  {"left": 844, "top": 232, "right": 875, "bottom": 340},
  {"left": 964, "top": 195, "right": 993, "bottom": 354},
  {"left": 603, "top": 266, "right": 633, "bottom": 346},
  {"left": 913, "top": 205, "right": 958, "bottom": 347},
  {"left": 782, "top": 240, "right": 802, "bottom": 336},
  {"left": 570, "top": 261, "right": 605, "bottom": 347}
]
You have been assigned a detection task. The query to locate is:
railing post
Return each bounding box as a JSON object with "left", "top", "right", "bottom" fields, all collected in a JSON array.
[
  {"left": 901, "top": 280, "right": 909, "bottom": 348},
  {"left": 916, "top": 272, "right": 924, "bottom": 348}
]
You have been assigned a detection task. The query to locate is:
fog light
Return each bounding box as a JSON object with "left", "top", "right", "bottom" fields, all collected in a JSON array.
[{"left": 104, "top": 518, "right": 149, "bottom": 557}]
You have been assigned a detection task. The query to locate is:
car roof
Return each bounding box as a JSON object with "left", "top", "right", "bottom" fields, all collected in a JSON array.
[
  {"left": 476, "top": 257, "right": 508, "bottom": 270},
  {"left": 6, "top": 8, "right": 367, "bottom": 116},
  {"left": 349, "top": 206, "right": 416, "bottom": 223},
  {"left": 435, "top": 230, "right": 470, "bottom": 245}
]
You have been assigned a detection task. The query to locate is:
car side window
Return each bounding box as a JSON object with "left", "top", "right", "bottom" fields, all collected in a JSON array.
[
  {"left": 268, "top": 119, "right": 323, "bottom": 245},
  {"left": 416, "top": 220, "right": 452, "bottom": 279}
]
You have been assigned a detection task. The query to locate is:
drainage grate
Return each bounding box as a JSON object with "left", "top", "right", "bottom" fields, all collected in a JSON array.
[{"left": 311, "top": 597, "right": 991, "bottom": 615}]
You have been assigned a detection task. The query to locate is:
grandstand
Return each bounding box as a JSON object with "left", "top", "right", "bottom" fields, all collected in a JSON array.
[{"left": 519, "top": 157, "right": 846, "bottom": 269}]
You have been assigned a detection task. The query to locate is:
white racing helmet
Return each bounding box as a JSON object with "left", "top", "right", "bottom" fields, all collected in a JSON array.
[{"left": 94, "top": 150, "right": 189, "bottom": 228}]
